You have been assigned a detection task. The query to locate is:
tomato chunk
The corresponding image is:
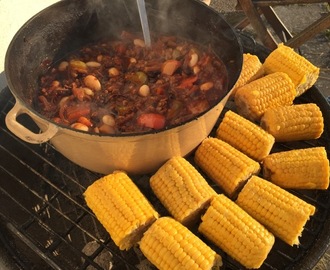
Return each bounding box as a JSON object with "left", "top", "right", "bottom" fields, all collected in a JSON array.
[{"left": 137, "top": 113, "right": 166, "bottom": 130}]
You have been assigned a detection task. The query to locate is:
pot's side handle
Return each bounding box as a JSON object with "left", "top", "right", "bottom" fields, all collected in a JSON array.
[{"left": 5, "top": 101, "right": 58, "bottom": 144}]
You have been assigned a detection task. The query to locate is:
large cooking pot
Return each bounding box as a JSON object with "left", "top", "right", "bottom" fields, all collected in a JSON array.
[{"left": 5, "top": 0, "right": 242, "bottom": 174}]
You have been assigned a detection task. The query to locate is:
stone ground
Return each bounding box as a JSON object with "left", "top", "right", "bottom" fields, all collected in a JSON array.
[{"left": 209, "top": 1, "right": 330, "bottom": 270}]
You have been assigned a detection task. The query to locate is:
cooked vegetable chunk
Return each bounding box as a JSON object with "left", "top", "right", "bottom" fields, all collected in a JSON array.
[
  {"left": 150, "top": 156, "right": 216, "bottom": 225},
  {"left": 231, "top": 53, "right": 264, "bottom": 97},
  {"left": 216, "top": 110, "right": 275, "bottom": 161},
  {"left": 194, "top": 138, "right": 260, "bottom": 198},
  {"left": 199, "top": 194, "right": 275, "bottom": 269},
  {"left": 260, "top": 103, "right": 324, "bottom": 142},
  {"left": 236, "top": 175, "right": 316, "bottom": 246},
  {"left": 263, "top": 147, "right": 329, "bottom": 189},
  {"left": 235, "top": 72, "right": 296, "bottom": 121},
  {"left": 263, "top": 43, "right": 319, "bottom": 96},
  {"left": 140, "top": 217, "right": 222, "bottom": 270},
  {"left": 84, "top": 171, "right": 159, "bottom": 250}
]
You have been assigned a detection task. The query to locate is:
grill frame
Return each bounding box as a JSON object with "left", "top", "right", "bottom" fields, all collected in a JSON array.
[{"left": 0, "top": 36, "right": 329, "bottom": 270}]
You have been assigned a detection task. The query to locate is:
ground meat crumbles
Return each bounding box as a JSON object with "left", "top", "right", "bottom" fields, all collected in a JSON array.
[{"left": 37, "top": 31, "right": 228, "bottom": 134}]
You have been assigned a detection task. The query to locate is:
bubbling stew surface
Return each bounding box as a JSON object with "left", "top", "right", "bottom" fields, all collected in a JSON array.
[{"left": 37, "top": 32, "right": 228, "bottom": 134}]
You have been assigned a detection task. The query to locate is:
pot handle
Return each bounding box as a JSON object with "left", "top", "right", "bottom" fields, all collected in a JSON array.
[{"left": 5, "top": 101, "right": 58, "bottom": 144}]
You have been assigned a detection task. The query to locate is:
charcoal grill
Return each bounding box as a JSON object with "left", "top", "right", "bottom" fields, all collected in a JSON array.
[{"left": 0, "top": 34, "right": 329, "bottom": 270}]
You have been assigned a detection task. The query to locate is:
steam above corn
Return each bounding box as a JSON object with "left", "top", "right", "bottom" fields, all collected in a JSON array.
[{"left": 83, "top": 43, "right": 329, "bottom": 269}]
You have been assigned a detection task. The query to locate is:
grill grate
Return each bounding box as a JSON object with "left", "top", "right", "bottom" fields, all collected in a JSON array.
[
  {"left": 1, "top": 40, "right": 330, "bottom": 270},
  {"left": 1, "top": 85, "right": 329, "bottom": 270}
]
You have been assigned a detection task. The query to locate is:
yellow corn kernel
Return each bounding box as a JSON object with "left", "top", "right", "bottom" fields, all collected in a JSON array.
[
  {"left": 140, "top": 217, "right": 222, "bottom": 270},
  {"left": 234, "top": 72, "right": 296, "bottom": 122},
  {"left": 84, "top": 171, "right": 159, "bottom": 250},
  {"left": 231, "top": 53, "right": 264, "bottom": 97},
  {"left": 263, "top": 43, "right": 320, "bottom": 96},
  {"left": 216, "top": 110, "right": 275, "bottom": 161},
  {"left": 198, "top": 194, "right": 275, "bottom": 269},
  {"left": 150, "top": 156, "right": 216, "bottom": 225},
  {"left": 260, "top": 103, "right": 324, "bottom": 142},
  {"left": 194, "top": 138, "right": 260, "bottom": 198},
  {"left": 236, "top": 175, "right": 316, "bottom": 246},
  {"left": 263, "top": 147, "right": 329, "bottom": 189}
]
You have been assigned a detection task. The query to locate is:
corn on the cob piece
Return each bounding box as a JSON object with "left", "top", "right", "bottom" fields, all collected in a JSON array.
[
  {"left": 231, "top": 53, "right": 264, "bottom": 97},
  {"left": 194, "top": 138, "right": 260, "bottom": 198},
  {"left": 150, "top": 156, "right": 216, "bottom": 225},
  {"left": 198, "top": 194, "right": 275, "bottom": 269},
  {"left": 260, "top": 103, "right": 324, "bottom": 142},
  {"left": 84, "top": 171, "right": 159, "bottom": 250},
  {"left": 263, "top": 147, "right": 329, "bottom": 189},
  {"left": 235, "top": 72, "right": 296, "bottom": 122},
  {"left": 263, "top": 43, "right": 320, "bottom": 97},
  {"left": 216, "top": 110, "right": 275, "bottom": 161},
  {"left": 140, "top": 217, "right": 222, "bottom": 270},
  {"left": 236, "top": 175, "right": 316, "bottom": 246}
]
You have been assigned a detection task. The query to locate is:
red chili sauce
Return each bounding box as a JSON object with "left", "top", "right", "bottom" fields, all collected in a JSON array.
[{"left": 37, "top": 32, "right": 228, "bottom": 134}]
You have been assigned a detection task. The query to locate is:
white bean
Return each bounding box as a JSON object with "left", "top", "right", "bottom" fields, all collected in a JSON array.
[
  {"left": 108, "top": 67, "right": 120, "bottom": 77},
  {"left": 189, "top": 53, "right": 199, "bottom": 67},
  {"left": 200, "top": 82, "right": 214, "bottom": 91},
  {"left": 130, "top": 58, "right": 137, "bottom": 64},
  {"left": 139, "top": 84, "right": 150, "bottom": 97},
  {"left": 134, "top": 38, "right": 145, "bottom": 47},
  {"left": 50, "top": 80, "right": 60, "bottom": 90},
  {"left": 71, "top": 123, "right": 89, "bottom": 131},
  {"left": 59, "top": 96, "right": 69, "bottom": 106},
  {"left": 86, "top": 61, "right": 101, "bottom": 68},
  {"left": 99, "top": 124, "right": 115, "bottom": 134},
  {"left": 102, "top": 114, "right": 116, "bottom": 127},
  {"left": 58, "top": 61, "right": 69, "bottom": 72},
  {"left": 84, "top": 75, "right": 101, "bottom": 91},
  {"left": 83, "top": 88, "right": 94, "bottom": 96},
  {"left": 193, "top": 65, "right": 200, "bottom": 75},
  {"left": 97, "top": 55, "right": 103, "bottom": 62}
]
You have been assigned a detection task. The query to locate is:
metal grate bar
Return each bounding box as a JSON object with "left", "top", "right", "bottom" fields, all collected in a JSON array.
[
  {"left": 1, "top": 82, "right": 330, "bottom": 269},
  {"left": 0, "top": 143, "right": 94, "bottom": 216},
  {"left": 0, "top": 170, "right": 133, "bottom": 269},
  {"left": 0, "top": 165, "right": 96, "bottom": 243},
  {"left": 0, "top": 125, "right": 92, "bottom": 192},
  {"left": 6, "top": 222, "right": 63, "bottom": 270},
  {"left": 0, "top": 161, "right": 138, "bottom": 269}
]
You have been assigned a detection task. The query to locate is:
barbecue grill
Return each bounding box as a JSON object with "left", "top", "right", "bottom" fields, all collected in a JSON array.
[{"left": 0, "top": 33, "right": 329, "bottom": 270}]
